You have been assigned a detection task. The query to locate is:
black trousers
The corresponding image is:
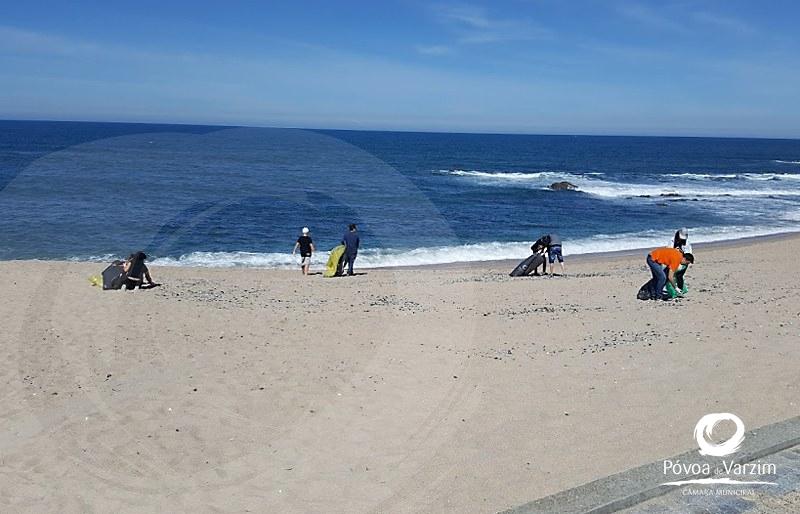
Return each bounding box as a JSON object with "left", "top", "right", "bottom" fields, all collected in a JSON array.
[{"left": 674, "top": 265, "right": 687, "bottom": 290}]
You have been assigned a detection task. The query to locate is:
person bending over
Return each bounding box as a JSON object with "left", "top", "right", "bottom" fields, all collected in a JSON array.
[
  {"left": 535, "top": 233, "right": 565, "bottom": 277},
  {"left": 646, "top": 247, "right": 694, "bottom": 300},
  {"left": 530, "top": 239, "right": 548, "bottom": 276}
]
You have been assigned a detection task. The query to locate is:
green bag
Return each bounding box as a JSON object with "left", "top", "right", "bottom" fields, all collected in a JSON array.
[{"left": 666, "top": 265, "right": 688, "bottom": 298}]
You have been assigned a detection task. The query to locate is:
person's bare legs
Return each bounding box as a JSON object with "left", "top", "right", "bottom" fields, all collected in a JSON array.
[
  {"left": 548, "top": 248, "right": 565, "bottom": 276},
  {"left": 548, "top": 255, "right": 557, "bottom": 277},
  {"left": 549, "top": 260, "right": 565, "bottom": 277}
]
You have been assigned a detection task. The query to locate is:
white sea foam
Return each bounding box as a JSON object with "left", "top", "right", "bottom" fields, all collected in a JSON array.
[
  {"left": 143, "top": 224, "right": 800, "bottom": 269},
  {"left": 576, "top": 183, "right": 799, "bottom": 198},
  {"left": 68, "top": 253, "right": 117, "bottom": 263},
  {"left": 665, "top": 172, "right": 800, "bottom": 181},
  {"left": 774, "top": 160, "right": 800, "bottom": 164},
  {"left": 781, "top": 209, "right": 800, "bottom": 222},
  {"left": 664, "top": 173, "right": 739, "bottom": 180},
  {"left": 437, "top": 168, "right": 800, "bottom": 198},
  {"left": 437, "top": 169, "right": 599, "bottom": 181},
  {"left": 149, "top": 251, "right": 296, "bottom": 268}
]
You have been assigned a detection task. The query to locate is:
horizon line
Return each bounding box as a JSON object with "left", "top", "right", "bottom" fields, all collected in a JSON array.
[{"left": 1, "top": 117, "right": 799, "bottom": 142}]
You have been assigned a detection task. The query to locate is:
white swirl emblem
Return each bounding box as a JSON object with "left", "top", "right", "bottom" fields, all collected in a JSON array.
[{"left": 694, "top": 413, "right": 745, "bottom": 457}]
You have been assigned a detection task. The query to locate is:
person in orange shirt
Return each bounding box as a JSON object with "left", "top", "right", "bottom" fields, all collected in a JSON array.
[{"left": 646, "top": 247, "right": 694, "bottom": 300}]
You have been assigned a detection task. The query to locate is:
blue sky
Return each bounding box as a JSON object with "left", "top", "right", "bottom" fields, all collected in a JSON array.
[{"left": 1, "top": 1, "right": 798, "bottom": 137}]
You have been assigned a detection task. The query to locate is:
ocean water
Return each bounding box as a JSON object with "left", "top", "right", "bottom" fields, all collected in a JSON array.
[{"left": 1, "top": 120, "right": 799, "bottom": 268}]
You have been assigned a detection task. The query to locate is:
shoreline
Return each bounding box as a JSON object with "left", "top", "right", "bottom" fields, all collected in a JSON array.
[
  {"left": 3, "top": 229, "right": 799, "bottom": 273},
  {"left": 432, "top": 230, "right": 800, "bottom": 273}
]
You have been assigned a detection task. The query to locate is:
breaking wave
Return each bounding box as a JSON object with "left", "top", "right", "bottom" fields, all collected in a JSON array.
[
  {"left": 439, "top": 169, "right": 605, "bottom": 179},
  {"left": 120, "top": 224, "right": 800, "bottom": 269},
  {"left": 437, "top": 168, "right": 800, "bottom": 199},
  {"left": 664, "top": 172, "right": 800, "bottom": 181},
  {"left": 781, "top": 209, "right": 800, "bottom": 222}
]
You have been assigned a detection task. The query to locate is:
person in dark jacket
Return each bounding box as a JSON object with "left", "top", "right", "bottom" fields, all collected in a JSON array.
[
  {"left": 341, "top": 224, "right": 360, "bottom": 276},
  {"left": 530, "top": 239, "right": 548, "bottom": 275}
]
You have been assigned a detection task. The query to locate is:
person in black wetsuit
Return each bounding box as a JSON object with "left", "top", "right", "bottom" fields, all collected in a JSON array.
[
  {"left": 530, "top": 238, "right": 548, "bottom": 275},
  {"left": 341, "top": 223, "right": 360, "bottom": 276}
]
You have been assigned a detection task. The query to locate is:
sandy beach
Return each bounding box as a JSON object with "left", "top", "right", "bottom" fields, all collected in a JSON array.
[{"left": 1, "top": 235, "right": 799, "bottom": 513}]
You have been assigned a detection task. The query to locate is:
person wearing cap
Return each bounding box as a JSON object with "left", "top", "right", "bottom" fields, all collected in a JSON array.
[
  {"left": 292, "top": 227, "right": 315, "bottom": 275},
  {"left": 646, "top": 247, "right": 694, "bottom": 300},
  {"left": 671, "top": 227, "right": 692, "bottom": 293},
  {"left": 672, "top": 227, "right": 692, "bottom": 254}
]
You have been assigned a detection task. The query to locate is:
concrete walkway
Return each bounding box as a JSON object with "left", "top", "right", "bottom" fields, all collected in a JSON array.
[
  {"left": 621, "top": 444, "right": 800, "bottom": 513},
  {"left": 502, "top": 416, "right": 800, "bottom": 514}
]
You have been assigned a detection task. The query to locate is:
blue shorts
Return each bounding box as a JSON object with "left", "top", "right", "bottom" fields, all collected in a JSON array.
[{"left": 548, "top": 245, "right": 563, "bottom": 263}]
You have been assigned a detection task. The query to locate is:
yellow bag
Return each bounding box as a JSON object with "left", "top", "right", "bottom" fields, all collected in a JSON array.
[{"left": 323, "top": 245, "right": 347, "bottom": 278}]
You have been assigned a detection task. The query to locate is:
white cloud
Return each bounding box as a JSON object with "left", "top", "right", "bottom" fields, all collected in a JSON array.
[
  {"left": 436, "top": 4, "right": 492, "bottom": 29},
  {"left": 616, "top": 4, "right": 759, "bottom": 38},
  {"left": 692, "top": 12, "right": 757, "bottom": 35},
  {"left": 415, "top": 44, "right": 453, "bottom": 56},
  {"left": 581, "top": 40, "right": 675, "bottom": 63},
  {"left": 615, "top": 3, "right": 687, "bottom": 33},
  {"left": 0, "top": 24, "right": 199, "bottom": 63},
  {"left": 0, "top": 25, "right": 98, "bottom": 56},
  {"left": 431, "top": 3, "right": 553, "bottom": 44}
]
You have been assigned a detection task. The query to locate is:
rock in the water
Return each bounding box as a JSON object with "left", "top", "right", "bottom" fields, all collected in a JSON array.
[{"left": 549, "top": 181, "right": 578, "bottom": 191}]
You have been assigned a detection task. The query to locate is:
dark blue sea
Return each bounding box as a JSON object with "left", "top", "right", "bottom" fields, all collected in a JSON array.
[{"left": 1, "top": 120, "right": 799, "bottom": 268}]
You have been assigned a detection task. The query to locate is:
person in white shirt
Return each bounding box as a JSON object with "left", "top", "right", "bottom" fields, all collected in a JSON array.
[{"left": 670, "top": 227, "right": 692, "bottom": 293}]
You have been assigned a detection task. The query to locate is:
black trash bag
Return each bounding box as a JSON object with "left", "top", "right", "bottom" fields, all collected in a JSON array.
[
  {"left": 510, "top": 253, "right": 545, "bottom": 277},
  {"left": 102, "top": 260, "right": 126, "bottom": 290}
]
